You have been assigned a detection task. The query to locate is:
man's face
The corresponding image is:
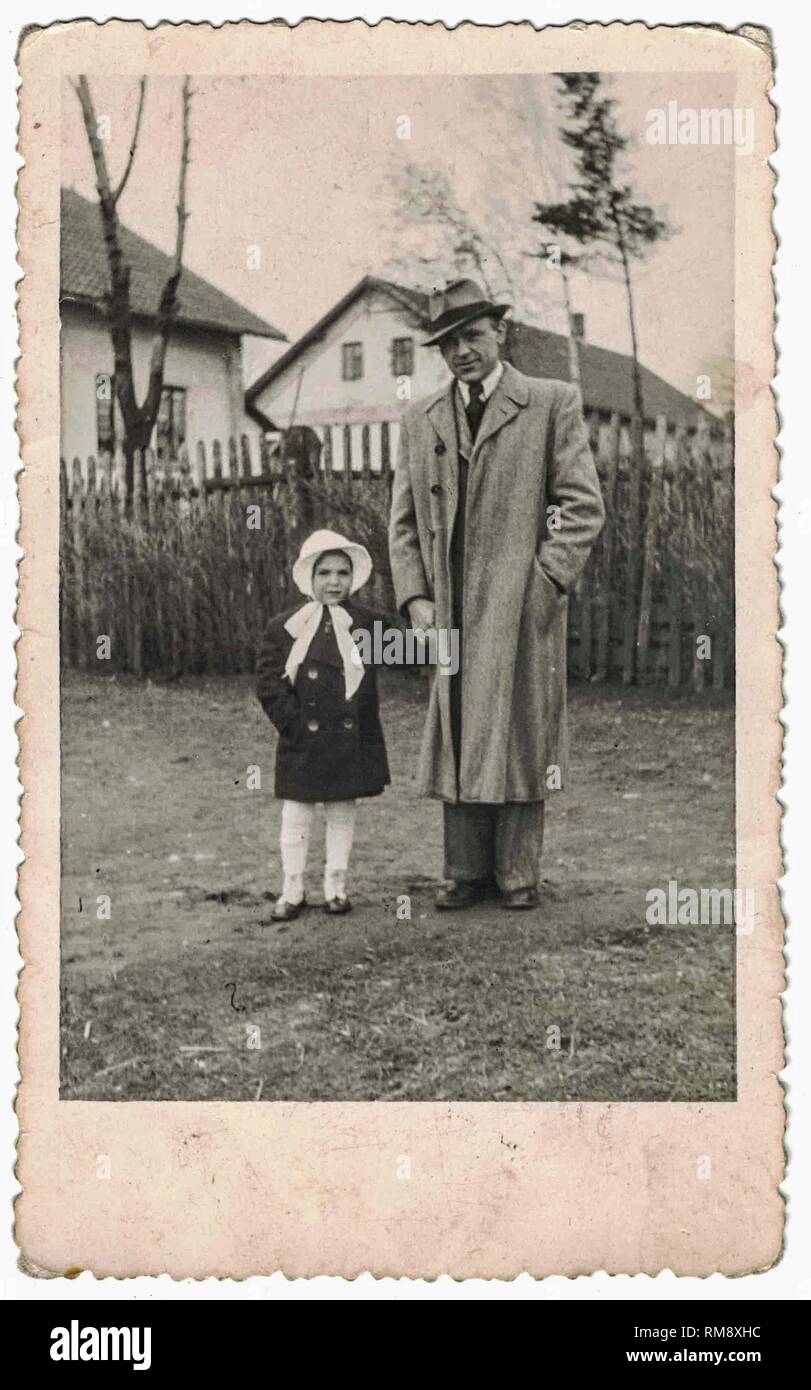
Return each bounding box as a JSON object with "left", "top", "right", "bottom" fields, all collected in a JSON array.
[{"left": 438, "top": 314, "right": 506, "bottom": 384}]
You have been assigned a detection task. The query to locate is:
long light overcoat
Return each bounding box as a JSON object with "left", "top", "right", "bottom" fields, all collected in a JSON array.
[{"left": 388, "top": 362, "right": 605, "bottom": 803}]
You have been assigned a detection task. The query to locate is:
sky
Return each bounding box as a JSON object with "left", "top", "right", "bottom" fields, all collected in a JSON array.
[{"left": 61, "top": 71, "right": 735, "bottom": 400}]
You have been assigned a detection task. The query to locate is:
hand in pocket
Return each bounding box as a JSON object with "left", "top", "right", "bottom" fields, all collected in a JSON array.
[{"left": 532, "top": 559, "right": 564, "bottom": 635}]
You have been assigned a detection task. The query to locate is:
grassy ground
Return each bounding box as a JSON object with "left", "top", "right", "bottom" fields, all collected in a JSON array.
[{"left": 60, "top": 669, "right": 736, "bottom": 1102}]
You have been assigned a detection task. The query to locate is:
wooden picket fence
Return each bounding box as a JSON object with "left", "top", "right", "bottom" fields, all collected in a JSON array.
[
  {"left": 573, "top": 411, "right": 734, "bottom": 690},
  {"left": 60, "top": 411, "right": 733, "bottom": 689}
]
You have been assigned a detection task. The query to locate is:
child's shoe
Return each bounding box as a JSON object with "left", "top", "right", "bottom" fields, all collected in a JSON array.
[
  {"left": 323, "top": 868, "right": 350, "bottom": 915},
  {"left": 324, "top": 896, "right": 352, "bottom": 916}
]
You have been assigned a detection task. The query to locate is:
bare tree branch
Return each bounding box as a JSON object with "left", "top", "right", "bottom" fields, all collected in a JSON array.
[
  {"left": 143, "top": 76, "right": 192, "bottom": 427},
  {"left": 72, "top": 76, "right": 114, "bottom": 204},
  {"left": 388, "top": 164, "right": 518, "bottom": 304},
  {"left": 112, "top": 76, "right": 147, "bottom": 206},
  {"left": 73, "top": 75, "right": 138, "bottom": 425}
]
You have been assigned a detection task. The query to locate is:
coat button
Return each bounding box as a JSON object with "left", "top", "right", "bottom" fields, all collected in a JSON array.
[
  {"left": 434, "top": 442, "right": 446, "bottom": 455},
  {"left": 307, "top": 719, "right": 319, "bottom": 732},
  {"left": 430, "top": 483, "right": 443, "bottom": 495},
  {"left": 343, "top": 716, "right": 354, "bottom": 730},
  {"left": 307, "top": 667, "right": 318, "bottom": 679}
]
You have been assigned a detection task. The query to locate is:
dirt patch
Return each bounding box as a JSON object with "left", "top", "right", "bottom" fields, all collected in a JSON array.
[{"left": 60, "top": 670, "right": 735, "bottom": 1101}]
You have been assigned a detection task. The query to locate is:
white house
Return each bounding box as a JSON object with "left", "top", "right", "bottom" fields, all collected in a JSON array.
[
  {"left": 246, "top": 276, "right": 448, "bottom": 475},
  {"left": 60, "top": 187, "right": 286, "bottom": 469},
  {"left": 246, "top": 274, "right": 710, "bottom": 474}
]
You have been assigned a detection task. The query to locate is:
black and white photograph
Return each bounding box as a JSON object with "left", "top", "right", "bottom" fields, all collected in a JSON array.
[
  {"left": 55, "top": 65, "right": 741, "bottom": 1105},
  {"left": 12, "top": 4, "right": 792, "bottom": 1288}
]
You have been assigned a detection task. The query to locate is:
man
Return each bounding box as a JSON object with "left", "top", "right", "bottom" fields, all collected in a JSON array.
[{"left": 388, "top": 278, "right": 605, "bottom": 910}]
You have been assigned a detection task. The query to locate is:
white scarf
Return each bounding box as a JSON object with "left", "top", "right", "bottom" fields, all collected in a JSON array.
[{"left": 283, "top": 602, "right": 364, "bottom": 700}]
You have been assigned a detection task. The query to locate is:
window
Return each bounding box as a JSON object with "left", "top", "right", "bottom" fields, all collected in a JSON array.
[
  {"left": 392, "top": 337, "right": 414, "bottom": 377},
  {"left": 156, "top": 385, "right": 187, "bottom": 462},
  {"left": 322, "top": 425, "right": 333, "bottom": 471},
  {"left": 342, "top": 342, "right": 363, "bottom": 381}
]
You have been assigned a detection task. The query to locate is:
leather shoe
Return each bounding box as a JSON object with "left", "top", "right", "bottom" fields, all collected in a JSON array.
[
  {"left": 500, "top": 886, "right": 540, "bottom": 911},
  {"left": 324, "top": 896, "right": 352, "bottom": 915},
  {"left": 271, "top": 895, "right": 307, "bottom": 922},
  {"left": 435, "top": 880, "right": 494, "bottom": 911}
]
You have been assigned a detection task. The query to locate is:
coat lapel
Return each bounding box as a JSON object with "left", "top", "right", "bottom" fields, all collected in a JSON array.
[
  {"left": 471, "top": 362, "right": 529, "bottom": 458},
  {"left": 422, "top": 364, "right": 530, "bottom": 527}
]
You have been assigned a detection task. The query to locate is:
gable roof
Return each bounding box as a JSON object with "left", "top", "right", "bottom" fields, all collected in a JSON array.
[
  {"left": 247, "top": 273, "right": 705, "bottom": 427},
  {"left": 246, "top": 275, "right": 426, "bottom": 402},
  {"left": 61, "top": 187, "right": 286, "bottom": 342}
]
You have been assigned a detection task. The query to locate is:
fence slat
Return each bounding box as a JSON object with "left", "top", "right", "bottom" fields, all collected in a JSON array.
[
  {"left": 572, "top": 555, "right": 593, "bottom": 680},
  {"left": 112, "top": 445, "right": 127, "bottom": 501},
  {"left": 129, "top": 451, "right": 144, "bottom": 677},
  {"left": 143, "top": 447, "right": 156, "bottom": 527},
  {"left": 621, "top": 416, "right": 645, "bottom": 684},
  {"left": 70, "top": 458, "right": 89, "bottom": 670},
  {"left": 636, "top": 415, "right": 668, "bottom": 671},
  {"left": 667, "top": 427, "right": 687, "bottom": 688},
  {"left": 593, "top": 412, "right": 620, "bottom": 682},
  {"left": 689, "top": 418, "right": 711, "bottom": 693}
]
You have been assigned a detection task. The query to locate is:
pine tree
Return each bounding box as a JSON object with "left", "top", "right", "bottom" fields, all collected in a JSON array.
[{"left": 533, "top": 72, "right": 670, "bottom": 422}]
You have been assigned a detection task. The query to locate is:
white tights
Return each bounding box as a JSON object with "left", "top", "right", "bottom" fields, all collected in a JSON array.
[{"left": 279, "top": 799, "right": 357, "bottom": 903}]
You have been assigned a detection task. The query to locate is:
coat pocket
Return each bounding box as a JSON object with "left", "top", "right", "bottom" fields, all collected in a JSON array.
[
  {"left": 530, "top": 556, "right": 565, "bottom": 635},
  {"left": 278, "top": 706, "right": 306, "bottom": 749}
]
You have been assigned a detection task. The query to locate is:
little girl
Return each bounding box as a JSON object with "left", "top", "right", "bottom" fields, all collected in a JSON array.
[{"left": 256, "top": 528, "right": 390, "bottom": 920}]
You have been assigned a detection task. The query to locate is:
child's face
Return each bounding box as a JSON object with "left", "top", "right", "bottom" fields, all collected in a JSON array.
[{"left": 312, "top": 551, "right": 353, "bottom": 605}]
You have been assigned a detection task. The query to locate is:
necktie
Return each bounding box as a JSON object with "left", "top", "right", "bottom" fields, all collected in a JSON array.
[{"left": 465, "top": 381, "right": 486, "bottom": 441}]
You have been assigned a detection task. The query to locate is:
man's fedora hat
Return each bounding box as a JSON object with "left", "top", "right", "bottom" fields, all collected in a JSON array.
[{"left": 422, "top": 278, "right": 510, "bottom": 347}]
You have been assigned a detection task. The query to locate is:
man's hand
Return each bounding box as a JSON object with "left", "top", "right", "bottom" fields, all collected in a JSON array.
[{"left": 408, "top": 598, "right": 436, "bottom": 631}]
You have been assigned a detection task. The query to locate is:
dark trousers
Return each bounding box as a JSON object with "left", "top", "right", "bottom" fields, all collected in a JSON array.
[{"left": 443, "top": 801, "right": 545, "bottom": 893}]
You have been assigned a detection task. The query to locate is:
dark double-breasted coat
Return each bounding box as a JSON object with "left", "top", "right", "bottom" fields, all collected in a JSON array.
[{"left": 256, "top": 600, "right": 390, "bottom": 803}]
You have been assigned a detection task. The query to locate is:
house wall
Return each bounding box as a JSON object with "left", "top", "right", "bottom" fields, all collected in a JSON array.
[
  {"left": 251, "top": 286, "right": 449, "bottom": 433},
  {"left": 60, "top": 302, "right": 261, "bottom": 467}
]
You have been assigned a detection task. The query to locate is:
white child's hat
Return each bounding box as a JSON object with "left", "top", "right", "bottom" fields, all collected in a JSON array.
[{"left": 292, "top": 528, "right": 373, "bottom": 599}]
